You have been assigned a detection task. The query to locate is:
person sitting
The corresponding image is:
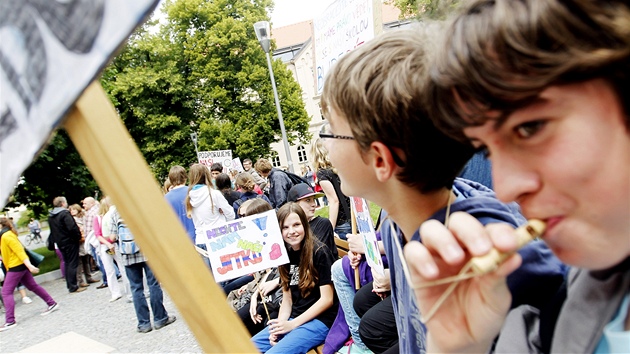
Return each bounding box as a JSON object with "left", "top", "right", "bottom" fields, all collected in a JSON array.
[
  {"left": 407, "top": 1, "right": 630, "bottom": 353},
  {"left": 287, "top": 183, "right": 337, "bottom": 259},
  {"left": 319, "top": 25, "right": 566, "bottom": 353},
  {"left": 251, "top": 203, "right": 337, "bottom": 353}
]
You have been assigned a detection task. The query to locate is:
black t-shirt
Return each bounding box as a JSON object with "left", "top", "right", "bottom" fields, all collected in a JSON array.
[
  {"left": 309, "top": 217, "right": 338, "bottom": 259},
  {"left": 285, "top": 244, "right": 338, "bottom": 327},
  {"left": 316, "top": 169, "right": 350, "bottom": 225},
  {"left": 222, "top": 190, "right": 242, "bottom": 206}
]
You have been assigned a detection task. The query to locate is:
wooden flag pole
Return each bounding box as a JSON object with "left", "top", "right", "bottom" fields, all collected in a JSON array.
[
  {"left": 350, "top": 207, "right": 360, "bottom": 290},
  {"left": 64, "top": 82, "right": 256, "bottom": 353}
]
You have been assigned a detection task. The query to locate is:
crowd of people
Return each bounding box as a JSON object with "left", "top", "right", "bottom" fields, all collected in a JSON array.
[{"left": 1, "top": 0, "right": 628, "bottom": 352}]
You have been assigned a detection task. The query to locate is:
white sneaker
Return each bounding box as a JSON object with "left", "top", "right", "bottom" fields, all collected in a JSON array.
[
  {"left": 22, "top": 296, "right": 33, "bottom": 304},
  {"left": 0, "top": 322, "right": 16, "bottom": 332},
  {"left": 109, "top": 295, "right": 122, "bottom": 303}
]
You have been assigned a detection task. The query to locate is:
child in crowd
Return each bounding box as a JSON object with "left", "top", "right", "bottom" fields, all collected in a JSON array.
[
  {"left": 408, "top": 0, "right": 630, "bottom": 353},
  {"left": 319, "top": 25, "right": 565, "bottom": 354},
  {"left": 251, "top": 203, "right": 337, "bottom": 353}
]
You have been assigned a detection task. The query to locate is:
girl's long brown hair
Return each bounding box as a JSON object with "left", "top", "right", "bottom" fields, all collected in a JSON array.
[
  {"left": 185, "top": 163, "right": 215, "bottom": 218},
  {"left": 277, "top": 202, "right": 322, "bottom": 298}
]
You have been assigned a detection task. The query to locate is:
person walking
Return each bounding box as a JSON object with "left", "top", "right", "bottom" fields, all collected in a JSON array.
[
  {"left": 107, "top": 209, "right": 176, "bottom": 333},
  {"left": 0, "top": 217, "right": 58, "bottom": 331},
  {"left": 48, "top": 196, "right": 86, "bottom": 293}
]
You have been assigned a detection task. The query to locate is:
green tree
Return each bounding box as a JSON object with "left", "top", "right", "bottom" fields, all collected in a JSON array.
[
  {"left": 103, "top": 0, "right": 311, "bottom": 179},
  {"left": 388, "top": 0, "right": 462, "bottom": 19},
  {"left": 6, "top": 130, "right": 101, "bottom": 218}
]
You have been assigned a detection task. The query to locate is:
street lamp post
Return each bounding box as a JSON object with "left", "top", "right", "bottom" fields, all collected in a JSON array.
[
  {"left": 253, "top": 21, "right": 295, "bottom": 173},
  {"left": 190, "top": 131, "right": 200, "bottom": 162}
]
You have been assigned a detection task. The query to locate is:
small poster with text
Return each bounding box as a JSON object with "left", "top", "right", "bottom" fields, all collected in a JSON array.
[
  {"left": 202, "top": 209, "right": 289, "bottom": 282},
  {"left": 351, "top": 197, "right": 384, "bottom": 276}
]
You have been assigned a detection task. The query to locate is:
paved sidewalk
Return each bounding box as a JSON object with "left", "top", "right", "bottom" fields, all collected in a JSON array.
[{"left": 0, "top": 271, "right": 205, "bottom": 353}]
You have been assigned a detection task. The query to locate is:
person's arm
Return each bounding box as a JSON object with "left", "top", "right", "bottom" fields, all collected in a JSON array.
[
  {"left": 259, "top": 277, "right": 280, "bottom": 295},
  {"left": 404, "top": 212, "right": 521, "bottom": 353},
  {"left": 214, "top": 191, "right": 235, "bottom": 221},
  {"left": 268, "top": 283, "right": 334, "bottom": 336},
  {"left": 319, "top": 180, "right": 339, "bottom": 229}
]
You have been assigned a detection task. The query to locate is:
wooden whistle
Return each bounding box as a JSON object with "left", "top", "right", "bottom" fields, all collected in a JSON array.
[
  {"left": 418, "top": 219, "right": 547, "bottom": 322},
  {"left": 470, "top": 219, "right": 546, "bottom": 274}
]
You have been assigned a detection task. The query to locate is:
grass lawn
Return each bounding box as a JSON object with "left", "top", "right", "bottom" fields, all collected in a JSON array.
[
  {"left": 31, "top": 247, "right": 60, "bottom": 275},
  {"left": 314, "top": 200, "right": 381, "bottom": 225}
]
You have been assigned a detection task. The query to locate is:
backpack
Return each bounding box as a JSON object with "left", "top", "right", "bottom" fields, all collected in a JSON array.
[
  {"left": 234, "top": 194, "right": 263, "bottom": 210},
  {"left": 280, "top": 170, "right": 311, "bottom": 188},
  {"left": 117, "top": 220, "right": 140, "bottom": 255}
]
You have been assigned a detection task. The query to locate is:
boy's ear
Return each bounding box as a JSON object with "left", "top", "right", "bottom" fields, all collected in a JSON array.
[{"left": 368, "top": 142, "right": 400, "bottom": 182}]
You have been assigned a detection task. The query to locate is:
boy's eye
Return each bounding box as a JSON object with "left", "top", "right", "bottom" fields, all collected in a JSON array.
[{"left": 514, "top": 120, "right": 546, "bottom": 139}]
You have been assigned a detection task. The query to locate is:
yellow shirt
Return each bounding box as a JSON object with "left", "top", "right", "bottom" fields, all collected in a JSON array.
[{"left": 0, "top": 230, "right": 28, "bottom": 269}]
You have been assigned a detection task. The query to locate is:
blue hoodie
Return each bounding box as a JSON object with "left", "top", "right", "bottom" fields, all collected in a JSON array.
[{"left": 381, "top": 178, "right": 567, "bottom": 354}]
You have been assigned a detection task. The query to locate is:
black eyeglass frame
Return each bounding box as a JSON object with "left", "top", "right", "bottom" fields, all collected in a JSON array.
[
  {"left": 318, "top": 122, "right": 355, "bottom": 141},
  {"left": 318, "top": 132, "right": 355, "bottom": 140}
]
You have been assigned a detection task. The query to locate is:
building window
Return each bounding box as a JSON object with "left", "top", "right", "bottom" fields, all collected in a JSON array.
[
  {"left": 297, "top": 145, "right": 308, "bottom": 163},
  {"left": 270, "top": 152, "right": 281, "bottom": 167}
]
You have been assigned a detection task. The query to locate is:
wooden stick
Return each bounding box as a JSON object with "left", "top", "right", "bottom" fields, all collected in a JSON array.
[
  {"left": 350, "top": 206, "right": 360, "bottom": 290},
  {"left": 257, "top": 283, "right": 271, "bottom": 320},
  {"left": 64, "top": 82, "right": 255, "bottom": 353}
]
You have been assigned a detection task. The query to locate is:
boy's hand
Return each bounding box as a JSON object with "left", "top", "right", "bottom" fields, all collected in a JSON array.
[
  {"left": 346, "top": 233, "right": 365, "bottom": 254},
  {"left": 347, "top": 250, "right": 362, "bottom": 269},
  {"left": 371, "top": 268, "right": 390, "bottom": 293},
  {"left": 404, "top": 212, "right": 521, "bottom": 353},
  {"left": 29, "top": 266, "right": 40, "bottom": 274}
]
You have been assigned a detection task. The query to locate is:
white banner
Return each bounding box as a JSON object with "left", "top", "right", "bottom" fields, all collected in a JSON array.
[
  {"left": 197, "top": 150, "right": 233, "bottom": 173},
  {"left": 313, "top": 0, "right": 374, "bottom": 95},
  {"left": 351, "top": 197, "right": 384, "bottom": 275},
  {"left": 0, "top": 0, "right": 159, "bottom": 205},
  {"left": 202, "top": 209, "right": 289, "bottom": 282}
]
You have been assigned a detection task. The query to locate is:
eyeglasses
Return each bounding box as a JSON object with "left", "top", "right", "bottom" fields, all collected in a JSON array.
[{"left": 319, "top": 122, "right": 354, "bottom": 141}]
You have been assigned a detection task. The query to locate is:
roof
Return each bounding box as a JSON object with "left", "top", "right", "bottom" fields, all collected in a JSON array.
[{"left": 271, "top": 20, "right": 313, "bottom": 49}]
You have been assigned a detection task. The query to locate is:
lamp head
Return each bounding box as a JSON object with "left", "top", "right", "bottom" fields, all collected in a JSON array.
[{"left": 254, "top": 21, "right": 271, "bottom": 53}]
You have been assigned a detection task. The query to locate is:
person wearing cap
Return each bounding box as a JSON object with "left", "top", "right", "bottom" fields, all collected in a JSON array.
[{"left": 287, "top": 183, "right": 337, "bottom": 260}]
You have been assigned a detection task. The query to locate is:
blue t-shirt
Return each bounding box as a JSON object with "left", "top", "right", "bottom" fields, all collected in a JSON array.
[
  {"left": 165, "top": 186, "right": 196, "bottom": 242},
  {"left": 381, "top": 178, "right": 567, "bottom": 354},
  {"left": 594, "top": 293, "right": 630, "bottom": 353}
]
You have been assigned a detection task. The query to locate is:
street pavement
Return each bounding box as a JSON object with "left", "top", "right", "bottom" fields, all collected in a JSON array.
[{"left": 0, "top": 270, "right": 206, "bottom": 353}]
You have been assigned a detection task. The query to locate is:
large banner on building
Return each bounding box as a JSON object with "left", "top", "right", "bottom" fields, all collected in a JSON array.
[
  {"left": 0, "top": 0, "right": 159, "bottom": 205},
  {"left": 313, "top": 0, "right": 375, "bottom": 95},
  {"left": 202, "top": 210, "right": 290, "bottom": 283}
]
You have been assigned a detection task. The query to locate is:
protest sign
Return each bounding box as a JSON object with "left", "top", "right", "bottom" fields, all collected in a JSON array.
[
  {"left": 197, "top": 150, "right": 234, "bottom": 173},
  {"left": 351, "top": 197, "right": 384, "bottom": 275},
  {"left": 313, "top": 0, "right": 375, "bottom": 95},
  {"left": 1, "top": 2, "right": 256, "bottom": 351},
  {"left": 202, "top": 209, "right": 289, "bottom": 283},
  {"left": 232, "top": 157, "right": 244, "bottom": 172},
  {"left": 0, "top": 0, "right": 159, "bottom": 205}
]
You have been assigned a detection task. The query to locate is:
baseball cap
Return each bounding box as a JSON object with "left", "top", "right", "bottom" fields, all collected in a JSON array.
[{"left": 288, "top": 183, "right": 325, "bottom": 202}]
